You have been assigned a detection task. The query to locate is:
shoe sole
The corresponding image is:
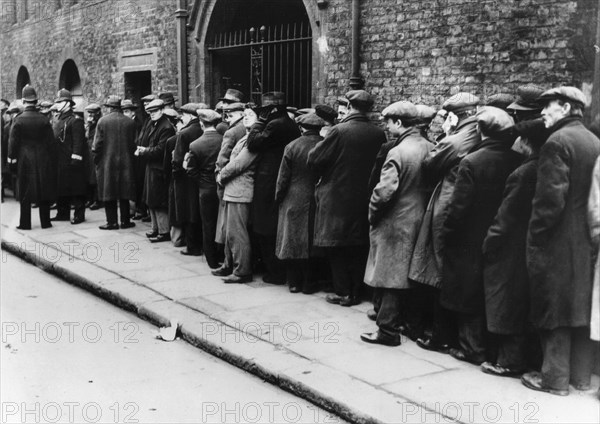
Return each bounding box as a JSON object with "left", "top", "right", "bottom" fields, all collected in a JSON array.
[{"left": 521, "top": 378, "right": 569, "bottom": 396}]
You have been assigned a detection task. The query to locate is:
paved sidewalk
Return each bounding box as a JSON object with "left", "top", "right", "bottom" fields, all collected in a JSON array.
[{"left": 1, "top": 198, "right": 599, "bottom": 424}]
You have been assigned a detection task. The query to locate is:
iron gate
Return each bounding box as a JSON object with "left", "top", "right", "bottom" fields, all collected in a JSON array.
[{"left": 208, "top": 22, "right": 312, "bottom": 107}]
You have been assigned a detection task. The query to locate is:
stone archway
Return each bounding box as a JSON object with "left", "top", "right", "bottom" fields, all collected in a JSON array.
[{"left": 15, "top": 65, "right": 31, "bottom": 98}]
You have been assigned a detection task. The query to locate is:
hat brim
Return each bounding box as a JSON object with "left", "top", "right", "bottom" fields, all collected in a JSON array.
[{"left": 507, "top": 102, "right": 540, "bottom": 111}]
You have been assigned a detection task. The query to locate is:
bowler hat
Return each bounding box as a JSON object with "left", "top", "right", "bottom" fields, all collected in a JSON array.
[
  {"left": 442, "top": 92, "right": 479, "bottom": 113},
  {"left": 85, "top": 103, "right": 102, "bottom": 113},
  {"left": 508, "top": 85, "right": 545, "bottom": 111},
  {"left": 120, "top": 99, "right": 137, "bottom": 110},
  {"left": 476, "top": 106, "right": 514, "bottom": 135},
  {"left": 382, "top": 101, "right": 418, "bottom": 119},
  {"left": 145, "top": 99, "right": 165, "bottom": 112},
  {"left": 346, "top": 90, "right": 374, "bottom": 110},
  {"left": 158, "top": 92, "right": 176, "bottom": 106},
  {"left": 197, "top": 109, "right": 222, "bottom": 123},
  {"left": 485, "top": 93, "right": 515, "bottom": 111},
  {"left": 262, "top": 92, "right": 286, "bottom": 107},
  {"left": 141, "top": 94, "right": 157, "bottom": 103},
  {"left": 219, "top": 88, "right": 245, "bottom": 103},
  {"left": 22, "top": 85, "right": 38, "bottom": 102},
  {"left": 537, "top": 86, "right": 588, "bottom": 109},
  {"left": 104, "top": 95, "right": 122, "bottom": 108},
  {"left": 296, "top": 112, "right": 326, "bottom": 129},
  {"left": 315, "top": 104, "right": 337, "bottom": 124},
  {"left": 55, "top": 88, "right": 75, "bottom": 105},
  {"left": 222, "top": 102, "right": 245, "bottom": 112}
]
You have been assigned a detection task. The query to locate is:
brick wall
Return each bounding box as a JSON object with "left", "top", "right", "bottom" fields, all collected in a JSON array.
[{"left": 0, "top": 0, "right": 178, "bottom": 104}]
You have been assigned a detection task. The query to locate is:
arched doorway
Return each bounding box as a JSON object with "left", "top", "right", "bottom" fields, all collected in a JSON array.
[
  {"left": 16, "top": 66, "right": 31, "bottom": 98},
  {"left": 58, "top": 59, "right": 83, "bottom": 105},
  {"left": 205, "top": 0, "right": 312, "bottom": 107}
]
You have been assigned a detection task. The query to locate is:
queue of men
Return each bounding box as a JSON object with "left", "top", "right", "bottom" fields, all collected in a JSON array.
[{"left": 4, "top": 82, "right": 600, "bottom": 398}]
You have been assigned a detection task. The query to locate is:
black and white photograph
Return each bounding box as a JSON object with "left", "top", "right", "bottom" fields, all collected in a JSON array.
[{"left": 1, "top": 0, "right": 599, "bottom": 423}]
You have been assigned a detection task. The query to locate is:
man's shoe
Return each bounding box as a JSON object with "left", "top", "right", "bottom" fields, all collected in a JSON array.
[
  {"left": 181, "top": 249, "right": 202, "bottom": 256},
  {"left": 89, "top": 202, "right": 103, "bottom": 210},
  {"left": 360, "top": 331, "right": 401, "bottom": 347},
  {"left": 99, "top": 223, "right": 119, "bottom": 230},
  {"left": 449, "top": 348, "right": 485, "bottom": 365},
  {"left": 71, "top": 217, "right": 85, "bottom": 225},
  {"left": 481, "top": 362, "right": 524, "bottom": 378},
  {"left": 120, "top": 222, "right": 136, "bottom": 229},
  {"left": 223, "top": 274, "right": 252, "bottom": 284},
  {"left": 367, "top": 309, "right": 377, "bottom": 321},
  {"left": 416, "top": 337, "right": 450, "bottom": 354},
  {"left": 146, "top": 230, "right": 158, "bottom": 238},
  {"left": 521, "top": 372, "right": 569, "bottom": 396},
  {"left": 50, "top": 215, "right": 69, "bottom": 221},
  {"left": 149, "top": 233, "right": 171, "bottom": 243},
  {"left": 141, "top": 215, "right": 151, "bottom": 222},
  {"left": 325, "top": 294, "right": 343, "bottom": 305},
  {"left": 289, "top": 285, "right": 301, "bottom": 293},
  {"left": 132, "top": 213, "right": 144, "bottom": 221},
  {"left": 211, "top": 267, "right": 232, "bottom": 277},
  {"left": 41, "top": 223, "right": 53, "bottom": 229},
  {"left": 16, "top": 225, "right": 31, "bottom": 230},
  {"left": 340, "top": 296, "right": 360, "bottom": 307}
]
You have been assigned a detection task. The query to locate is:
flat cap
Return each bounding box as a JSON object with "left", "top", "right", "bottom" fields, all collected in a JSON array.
[
  {"left": 537, "top": 86, "right": 588, "bottom": 109},
  {"left": 158, "top": 92, "right": 176, "bottom": 105},
  {"left": 296, "top": 112, "right": 326, "bottom": 129},
  {"left": 296, "top": 107, "right": 315, "bottom": 116},
  {"left": 508, "top": 85, "right": 545, "bottom": 111},
  {"left": 7, "top": 101, "right": 23, "bottom": 114},
  {"left": 141, "top": 94, "right": 157, "bottom": 102},
  {"left": 39, "top": 100, "right": 54, "bottom": 109},
  {"left": 179, "top": 103, "right": 201, "bottom": 115},
  {"left": 222, "top": 102, "right": 245, "bottom": 112},
  {"left": 196, "top": 108, "right": 222, "bottom": 123},
  {"left": 315, "top": 104, "right": 337, "bottom": 124},
  {"left": 120, "top": 99, "right": 137, "bottom": 110},
  {"left": 219, "top": 88, "right": 245, "bottom": 103},
  {"left": 103, "top": 95, "right": 121, "bottom": 108},
  {"left": 336, "top": 96, "right": 349, "bottom": 107},
  {"left": 162, "top": 108, "right": 180, "bottom": 119},
  {"left": 346, "top": 90, "right": 374, "bottom": 109},
  {"left": 476, "top": 106, "right": 514, "bottom": 135},
  {"left": 442, "top": 92, "right": 479, "bottom": 113},
  {"left": 485, "top": 93, "right": 515, "bottom": 111},
  {"left": 382, "top": 101, "right": 418, "bottom": 119},
  {"left": 22, "top": 85, "right": 38, "bottom": 102},
  {"left": 145, "top": 99, "right": 165, "bottom": 112},
  {"left": 262, "top": 91, "right": 286, "bottom": 107},
  {"left": 85, "top": 103, "right": 102, "bottom": 112},
  {"left": 415, "top": 105, "right": 437, "bottom": 121}
]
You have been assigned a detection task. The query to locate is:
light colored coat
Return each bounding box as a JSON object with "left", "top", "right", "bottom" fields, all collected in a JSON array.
[
  {"left": 219, "top": 134, "right": 258, "bottom": 203},
  {"left": 588, "top": 156, "right": 600, "bottom": 341}
]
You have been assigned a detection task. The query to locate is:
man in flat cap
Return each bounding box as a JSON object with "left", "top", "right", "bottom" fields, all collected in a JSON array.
[
  {"left": 314, "top": 104, "right": 337, "bottom": 138},
  {"left": 522, "top": 87, "right": 600, "bottom": 396},
  {"left": 440, "top": 107, "right": 522, "bottom": 365},
  {"left": 84, "top": 103, "right": 102, "bottom": 210},
  {"left": 170, "top": 103, "right": 204, "bottom": 255},
  {"left": 308, "top": 90, "right": 386, "bottom": 306},
  {"left": 409, "top": 92, "right": 481, "bottom": 353},
  {"left": 7, "top": 85, "right": 57, "bottom": 229},
  {"left": 246, "top": 91, "right": 301, "bottom": 285},
  {"left": 52, "top": 88, "right": 87, "bottom": 224},
  {"left": 360, "top": 101, "right": 433, "bottom": 346},
  {"left": 92, "top": 96, "right": 137, "bottom": 230},
  {"left": 507, "top": 84, "right": 545, "bottom": 123},
  {"left": 136, "top": 99, "right": 176, "bottom": 242},
  {"left": 38, "top": 101, "right": 53, "bottom": 119}
]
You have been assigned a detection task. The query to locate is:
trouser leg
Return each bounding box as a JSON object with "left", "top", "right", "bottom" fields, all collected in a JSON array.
[
  {"left": 347, "top": 245, "right": 368, "bottom": 299},
  {"left": 56, "top": 196, "right": 70, "bottom": 218},
  {"left": 376, "top": 288, "right": 404, "bottom": 339},
  {"left": 569, "top": 327, "right": 594, "bottom": 388},
  {"left": 185, "top": 221, "right": 203, "bottom": 254},
  {"left": 258, "top": 234, "right": 286, "bottom": 283},
  {"left": 457, "top": 313, "right": 487, "bottom": 359},
  {"left": 72, "top": 195, "right": 86, "bottom": 221},
  {"left": 432, "top": 291, "right": 458, "bottom": 346},
  {"left": 540, "top": 327, "right": 570, "bottom": 390},
  {"left": 38, "top": 201, "right": 51, "bottom": 228},
  {"left": 496, "top": 334, "right": 528, "bottom": 370},
  {"left": 104, "top": 200, "right": 118, "bottom": 225},
  {"left": 19, "top": 201, "right": 31, "bottom": 228},
  {"left": 328, "top": 247, "right": 350, "bottom": 297},
  {"left": 199, "top": 188, "right": 220, "bottom": 268},
  {"left": 225, "top": 202, "right": 252, "bottom": 277},
  {"left": 149, "top": 209, "right": 159, "bottom": 233},
  {"left": 286, "top": 260, "right": 304, "bottom": 289},
  {"left": 154, "top": 209, "right": 169, "bottom": 234},
  {"left": 119, "top": 199, "right": 131, "bottom": 224},
  {"left": 372, "top": 288, "right": 383, "bottom": 314}
]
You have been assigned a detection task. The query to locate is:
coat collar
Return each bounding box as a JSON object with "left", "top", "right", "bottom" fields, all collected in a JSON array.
[
  {"left": 341, "top": 111, "right": 369, "bottom": 124},
  {"left": 548, "top": 116, "right": 582, "bottom": 134},
  {"left": 395, "top": 126, "right": 422, "bottom": 144}
]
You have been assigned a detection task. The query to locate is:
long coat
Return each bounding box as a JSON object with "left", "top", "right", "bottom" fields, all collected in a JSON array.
[
  {"left": 142, "top": 115, "right": 176, "bottom": 209},
  {"left": 134, "top": 115, "right": 151, "bottom": 202},
  {"left": 187, "top": 129, "right": 222, "bottom": 190},
  {"left": 8, "top": 105, "right": 57, "bottom": 203},
  {"left": 483, "top": 156, "right": 538, "bottom": 334},
  {"left": 53, "top": 110, "right": 87, "bottom": 197},
  {"left": 86, "top": 121, "right": 99, "bottom": 185},
  {"left": 275, "top": 131, "right": 321, "bottom": 260},
  {"left": 247, "top": 110, "right": 301, "bottom": 235},
  {"left": 92, "top": 111, "right": 137, "bottom": 201},
  {"left": 364, "top": 128, "right": 433, "bottom": 289},
  {"left": 440, "top": 136, "right": 522, "bottom": 314},
  {"left": 170, "top": 119, "right": 203, "bottom": 224},
  {"left": 527, "top": 117, "right": 600, "bottom": 330},
  {"left": 307, "top": 113, "right": 386, "bottom": 247},
  {"left": 588, "top": 156, "right": 600, "bottom": 341},
  {"left": 408, "top": 117, "right": 480, "bottom": 288}
]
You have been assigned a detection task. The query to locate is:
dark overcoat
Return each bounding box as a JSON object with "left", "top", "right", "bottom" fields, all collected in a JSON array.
[
  {"left": 364, "top": 128, "right": 433, "bottom": 289},
  {"left": 275, "top": 131, "right": 321, "bottom": 260},
  {"left": 142, "top": 115, "right": 175, "bottom": 209},
  {"left": 527, "top": 117, "right": 600, "bottom": 330},
  {"left": 134, "top": 115, "right": 151, "bottom": 202},
  {"left": 169, "top": 119, "right": 203, "bottom": 224},
  {"left": 408, "top": 117, "right": 480, "bottom": 288},
  {"left": 92, "top": 111, "right": 137, "bottom": 201},
  {"left": 483, "top": 157, "right": 538, "bottom": 334},
  {"left": 86, "top": 122, "right": 98, "bottom": 185},
  {"left": 247, "top": 110, "right": 301, "bottom": 236},
  {"left": 307, "top": 112, "right": 386, "bottom": 247},
  {"left": 440, "top": 136, "right": 522, "bottom": 314},
  {"left": 53, "top": 110, "right": 87, "bottom": 196},
  {"left": 8, "top": 105, "right": 57, "bottom": 203},
  {"left": 187, "top": 129, "right": 222, "bottom": 190}
]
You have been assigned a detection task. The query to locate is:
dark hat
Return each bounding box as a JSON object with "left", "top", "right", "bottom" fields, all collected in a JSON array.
[
  {"left": 296, "top": 112, "right": 326, "bottom": 129},
  {"left": 508, "top": 85, "right": 546, "bottom": 111},
  {"left": 179, "top": 103, "right": 200, "bottom": 115},
  {"left": 222, "top": 102, "right": 245, "bottom": 112},
  {"left": 485, "top": 93, "right": 515, "bottom": 111},
  {"left": 346, "top": 90, "right": 374, "bottom": 110},
  {"left": 158, "top": 92, "right": 176, "bottom": 106},
  {"left": 85, "top": 103, "right": 102, "bottom": 113},
  {"left": 262, "top": 91, "right": 286, "bottom": 107},
  {"left": 103, "top": 95, "right": 122, "bottom": 108},
  {"left": 141, "top": 94, "right": 157, "bottom": 103},
  {"left": 22, "top": 85, "right": 38, "bottom": 102},
  {"left": 537, "top": 86, "right": 588, "bottom": 109},
  {"left": 39, "top": 100, "right": 53, "bottom": 109},
  {"left": 442, "top": 92, "right": 479, "bottom": 113},
  {"left": 381, "top": 101, "right": 418, "bottom": 119},
  {"left": 315, "top": 104, "right": 337, "bottom": 124},
  {"left": 197, "top": 109, "right": 222, "bottom": 123},
  {"left": 0, "top": 98, "right": 9, "bottom": 106},
  {"left": 55, "top": 88, "right": 75, "bottom": 105},
  {"left": 415, "top": 104, "right": 437, "bottom": 121},
  {"left": 296, "top": 107, "right": 315, "bottom": 116},
  {"left": 219, "top": 88, "right": 245, "bottom": 103},
  {"left": 476, "top": 106, "right": 514, "bottom": 135},
  {"left": 145, "top": 99, "right": 165, "bottom": 112},
  {"left": 120, "top": 99, "right": 137, "bottom": 110}
]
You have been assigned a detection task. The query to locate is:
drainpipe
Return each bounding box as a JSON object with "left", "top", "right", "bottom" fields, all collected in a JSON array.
[
  {"left": 175, "top": 0, "right": 189, "bottom": 105},
  {"left": 349, "top": 0, "right": 364, "bottom": 89},
  {"left": 592, "top": 4, "right": 600, "bottom": 123}
]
